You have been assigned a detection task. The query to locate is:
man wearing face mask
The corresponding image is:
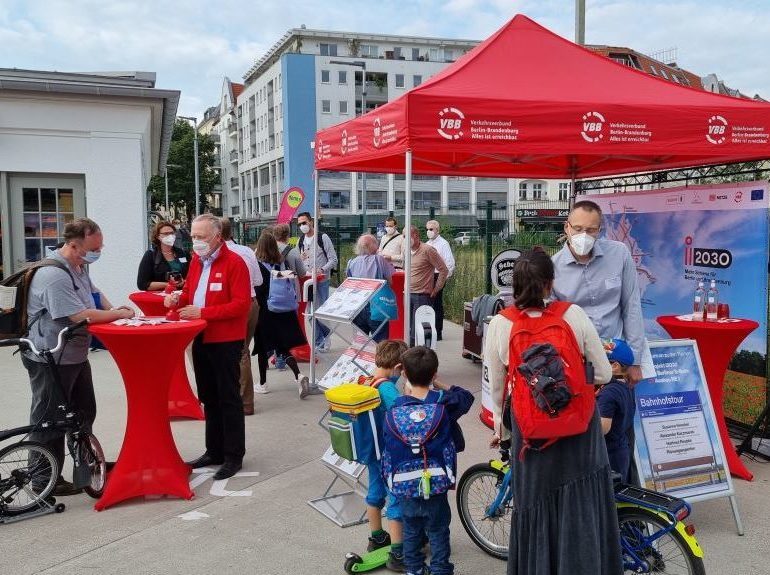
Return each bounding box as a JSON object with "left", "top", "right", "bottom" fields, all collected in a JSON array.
[
  {"left": 404, "top": 225, "right": 448, "bottom": 346},
  {"left": 24, "top": 218, "right": 136, "bottom": 496},
  {"left": 425, "top": 220, "right": 455, "bottom": 341},
  {"left": 296, "top": 212, "right": 338, "bottom": 352},
  {"left": 552, "top": 200, "right": 649, "bottom": 386},
  {"left": 165, "top": 214, "right": 252, "bottom": 480},
  {"left": 378, "top": 216, "right": 404, "bottom": 269}
]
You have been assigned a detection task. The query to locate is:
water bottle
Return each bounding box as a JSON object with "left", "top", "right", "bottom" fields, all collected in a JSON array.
[
  {"left": 693, "top": 281, "right": 705, "bottom": 320},
  {"left": 706, "top": 280, "right": 719, "bottom": 321}
]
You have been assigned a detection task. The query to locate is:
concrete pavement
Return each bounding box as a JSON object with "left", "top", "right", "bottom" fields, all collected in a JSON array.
[{"left": 0, "top": 320, "right": 768, "bottom": 574}]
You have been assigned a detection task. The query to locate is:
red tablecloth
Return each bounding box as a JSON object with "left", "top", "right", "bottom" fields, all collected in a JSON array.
[
  {"left": 389, "top": 271, "right": 406, "bottom": 341},
  {"left": 90, "top": 319, "right": 206, "bottom": 510},
  {"left": 129, "top": 292, "right": 204, "bottom": 420},
  {"left": 657, "top": 315, "right": 759, "bottom": 481}
]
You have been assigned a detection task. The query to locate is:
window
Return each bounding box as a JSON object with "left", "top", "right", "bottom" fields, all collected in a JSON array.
[
  {"left": 412, "top": 191, "right": 440, "bottom": 210},
  {"left": 649, "top": 65, "right": 657, "bottom": 75},
  {"left": 395, "top": 74, "right": 405, "bottom": 88},
  {"left": 319, "top": 190, "right": 350, "bottom": 209},
  {"left": 444, "top": 48, "right": 454, "bottom": 61},
  {"left": 429, "top": 48, "right": 439, "bottom": 62},
  {"left": 532, "top": 183, "right": 543, "bottom": 200},
  {"left": 320, "top": 43, "right": 338, "bottom": 56},
  {"left": 338, "top": 70, "right": 347, "bottom": 84},
  {"left": 321, "top": 69, "right": 330, "bottom": 83},
  {"left": 321, "top": 100, "right": 331, "bottom": 113},
  {"left": 22, "top": 187, "right": 75, "bottom": 263},
  {"left": 559, "top": 182, "right": 570, "bottom": 201},
  {"left": 449, "top": 192, "right": 470, "bottom": 210},
  {"left": 411, "top": 48, "right": 420, "bottom": 60},
  {"left": 413, "top": 75, "right": 422, "bottom": 87},
  {"left": 361, "top": 44, "right": 378, "bottom": 58},
  {"left": 339, "top": 100, "right": 348, "bottom": 114},
  {"left": 393, "top": 46, "right": 403, "bottom": 59},
  {"left": 518, "top": 182, "right": 527, "bottom": 200},
  {"left": 660, "top": 68, "right": 668, "bottom": 79}
]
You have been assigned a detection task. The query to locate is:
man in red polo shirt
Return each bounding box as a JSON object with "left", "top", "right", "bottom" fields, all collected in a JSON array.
[{"left": 165, "top": 213, "right": 251, "bottom": 480}]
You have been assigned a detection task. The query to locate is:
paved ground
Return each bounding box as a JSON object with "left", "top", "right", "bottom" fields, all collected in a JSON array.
[{"left": 1, "top": 320, "right": 769, "bottom": 574}]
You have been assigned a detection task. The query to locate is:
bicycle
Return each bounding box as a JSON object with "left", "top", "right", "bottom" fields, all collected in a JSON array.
[
  {"left": 0, "top": 320, "right": 106, "bottom": 522},
  {"left": 456, "top": 447, "right": 706, "bottom": 574}
]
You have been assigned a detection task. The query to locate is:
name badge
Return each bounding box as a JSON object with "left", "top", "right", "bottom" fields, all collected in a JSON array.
[
  {"left": 209, "top": 283, "right": 223, "bottom": 292},
  {"left": 179, "top": 257, "right": 187, "bottom": 263}
]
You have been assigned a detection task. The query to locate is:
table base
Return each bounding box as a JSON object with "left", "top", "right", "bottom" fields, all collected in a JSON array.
[{"left": 169, "top": 361, "right": 204, "bottom": 420}]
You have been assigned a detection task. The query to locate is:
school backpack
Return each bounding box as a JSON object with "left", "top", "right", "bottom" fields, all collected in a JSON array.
[
  {"left": 325, "top": 381, "right": 387, "bottom": 465},
  {"left": 382, "top": 392, "right": 457, "bottom": 499},
  {"left": 261, "top": 261, "right": 298, "bottom": 313},
  {"left": 500, "top": 300, "right": 595, "bottom": 460},
  {"left": 0, "top": 259, "right": 76, "bottom": 339}
]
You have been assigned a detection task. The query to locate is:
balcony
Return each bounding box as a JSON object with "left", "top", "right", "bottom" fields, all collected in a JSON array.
[
  {"left": 229, "top": 150, "right": 238, "bottom": 163},
  {"left": 230, "top": 177, "right": 240, "bottom": 189}
]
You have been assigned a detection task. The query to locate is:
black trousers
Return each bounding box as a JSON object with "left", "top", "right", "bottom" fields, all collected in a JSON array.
[
  {"left": 192, "top": 337, "right": 245, "bottom": 462},
  {"left": 433, "top": 272, "right": 445, "bottom": 337},
  {"left": 22, "top": 356, "right": 95, "bottom": 473}
]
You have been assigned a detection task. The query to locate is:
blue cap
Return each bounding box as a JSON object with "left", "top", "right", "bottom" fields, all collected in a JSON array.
[{"left": 603, "top": 339, "right": 634, "bottom": 367}]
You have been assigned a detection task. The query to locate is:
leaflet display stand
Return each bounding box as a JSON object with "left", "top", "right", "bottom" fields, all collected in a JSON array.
[
  {"left": 308, "top": 447, "right": 369, "bottom": 527},
  {"left": 307, "top": 277, "right": 386, "bottom": 527}
]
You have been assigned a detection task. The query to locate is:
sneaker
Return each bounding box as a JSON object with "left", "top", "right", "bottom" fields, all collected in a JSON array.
[
  {"left": 297, "top": 374, "right": 310, "bottom": 399},
  {"left": 386, "top": 551, "right": 406, "bottom": 572},
  {"left": 52, "top": 477, "right": 84, "bottom": 497},
  {"left": 366, "top": 531, "right": 391, "bottom": 552},
  {"left": 254, "top": 382, "right": 270, "bottom": 394},
  {"left": 275, "top": 354, "right": 287, "bottom": 371}
]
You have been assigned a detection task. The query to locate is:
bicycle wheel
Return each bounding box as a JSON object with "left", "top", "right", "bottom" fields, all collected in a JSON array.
[
  {"left": 78, "top": 433, "right": 107, "bottom": 499},
  {"left": 0, "top": 441, "right": 59, "bottom": 514},
  {"left": 618, "top": 507, "right": 705, "bottom": 575},
  {"left": 456, "top": 463, "right": 511, "bottom": 560}
]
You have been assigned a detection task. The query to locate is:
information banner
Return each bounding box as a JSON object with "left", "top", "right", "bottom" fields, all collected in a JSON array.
[
  {"left": 589, "top": 181, "right": 769, "bottom": 424},
  {"left": 634, "top": 340, "right": 734, "bottom": 502}
]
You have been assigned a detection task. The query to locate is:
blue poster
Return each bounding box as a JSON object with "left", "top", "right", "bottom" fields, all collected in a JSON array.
[
  {"left": 590, "top": 182, "right": 769, "bottom": 424},
  {"left": 634, "top": 341, "right": 733, "bottom": 502}
]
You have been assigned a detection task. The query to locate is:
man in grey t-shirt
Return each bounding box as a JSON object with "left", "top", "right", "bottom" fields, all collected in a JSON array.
[{"left": 23, "top": 218, "right": 134, "bottom": 496}]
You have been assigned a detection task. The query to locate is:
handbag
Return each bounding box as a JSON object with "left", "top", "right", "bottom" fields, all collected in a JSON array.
[{"left": 370, "top": 256, "right": 398, "bottom": 322}]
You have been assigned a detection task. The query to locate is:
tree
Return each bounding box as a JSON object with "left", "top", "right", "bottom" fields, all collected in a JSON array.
[{"left": 147, "top": 119, "right": 220, "bottom": 222}]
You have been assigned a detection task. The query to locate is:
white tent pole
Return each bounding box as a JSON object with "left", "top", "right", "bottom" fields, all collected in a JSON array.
[
  {"left": 404, "top": 150, "right": 413, "bottom": 345},
  {"left": 310, "top": 169, "right": 319, "bottom": 385}
]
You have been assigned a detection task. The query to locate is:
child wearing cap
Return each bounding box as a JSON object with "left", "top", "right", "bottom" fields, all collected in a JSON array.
[{"left": 597, "top": 339, "right": 637, "bottom": 483}]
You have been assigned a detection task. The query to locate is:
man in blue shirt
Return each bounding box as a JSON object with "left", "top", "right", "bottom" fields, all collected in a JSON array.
[{"left": 552, "top": 200, "right": 651, "bottom": 385}]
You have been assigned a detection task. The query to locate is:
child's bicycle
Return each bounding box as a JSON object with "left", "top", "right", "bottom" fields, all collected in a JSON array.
[
  {"left": 456, "top": 447, "right": 706, "bottom": 574},
  {"left": 0, "top": 320, "right": 107, "bottom": 523}
]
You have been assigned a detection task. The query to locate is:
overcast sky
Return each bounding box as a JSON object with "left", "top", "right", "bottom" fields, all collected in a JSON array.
[{"left": 3, "top": 0, "right": 769, "bottom": 119}]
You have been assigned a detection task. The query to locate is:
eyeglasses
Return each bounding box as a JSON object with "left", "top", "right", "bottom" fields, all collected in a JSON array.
[
  {"left": 567, "top": 221, "right": 600, "bottom": 235},
  {"left": 426, "top": 227, "right": 436, "bottom": 231}
]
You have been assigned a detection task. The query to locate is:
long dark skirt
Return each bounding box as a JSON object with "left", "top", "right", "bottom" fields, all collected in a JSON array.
[{"left": 507, "top": 409, "right": 623, "bottom": 575}]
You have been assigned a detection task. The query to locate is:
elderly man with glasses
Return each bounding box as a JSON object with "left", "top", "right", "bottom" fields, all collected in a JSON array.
[
  {"left": 425, "top": 220, "right": 455, "bottom": 341},
  {"left": 552, "top": 200, "right": 651, "bottom": 386}
]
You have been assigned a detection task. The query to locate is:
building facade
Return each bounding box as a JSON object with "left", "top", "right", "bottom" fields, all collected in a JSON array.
[{"left": 0, "top": 69, "right": 178, "bottom": 298}]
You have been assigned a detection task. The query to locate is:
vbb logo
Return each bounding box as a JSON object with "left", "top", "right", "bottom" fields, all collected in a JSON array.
[
  {"left": 340, "top": 130, "right": 348, "bottom": 155},
  {"left": 373, "top": 117, "right": 382, "bottom": 148},
  {"left": 706, "top": 115, "right": 728, "bottom": 145},
  {"left": 437, "top": 107, "right": 464, "bottom": 140},
  {"left": 581, "top": 111, "right": 605, "bottom": 143}
]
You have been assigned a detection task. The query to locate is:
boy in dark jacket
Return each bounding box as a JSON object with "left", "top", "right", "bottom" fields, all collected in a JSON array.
[
  {"left": 390, "top": 346, "right": 474, "bottom": 575},
  {"left": 597, "top": 338, "right": 637, "bottom": 483}
]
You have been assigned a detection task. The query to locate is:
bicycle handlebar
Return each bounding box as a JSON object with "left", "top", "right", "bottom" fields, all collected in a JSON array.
[{"left": 0, "top": 319, "right": 89, "bottom": 357}]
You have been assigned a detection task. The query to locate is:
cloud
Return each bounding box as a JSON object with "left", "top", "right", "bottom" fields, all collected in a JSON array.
[{"left": 1, "top": 0, "right": 768, "bottom": 119}]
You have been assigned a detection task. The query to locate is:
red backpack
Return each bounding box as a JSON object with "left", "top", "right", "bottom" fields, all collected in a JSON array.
[{"left": 500, "top": 301, "right": 595, "bottom": 460}]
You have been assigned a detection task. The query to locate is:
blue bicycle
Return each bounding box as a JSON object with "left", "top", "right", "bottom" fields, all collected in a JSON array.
[{"left": 456, "top": 449, "right": 705, "bottom": 574}]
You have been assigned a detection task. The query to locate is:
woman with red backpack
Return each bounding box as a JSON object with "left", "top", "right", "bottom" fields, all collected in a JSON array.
[{"left": 484, "top": 248, "right": 623, "bottom": 575}]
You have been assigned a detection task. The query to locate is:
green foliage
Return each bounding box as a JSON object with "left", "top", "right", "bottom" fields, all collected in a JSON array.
[
  {"left": 147, "top": 119, "right": 220, "bottom": 222},
  {"left": 728, "top": 349, "right": 768, "bottom": 377}
]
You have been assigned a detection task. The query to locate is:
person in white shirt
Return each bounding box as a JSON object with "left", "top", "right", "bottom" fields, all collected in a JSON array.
[
  {"left": 425, "top": 220, "right": 455, "bottom": 341},
  {"left": 221, "top": 218, "right": 262, "bottom": 416},
  {"left": 378, "top": 216, "right": 404, "bottom": 269}
]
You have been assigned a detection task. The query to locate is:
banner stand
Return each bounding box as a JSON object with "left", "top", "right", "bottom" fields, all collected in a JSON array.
[{"left": 307, "top": 278, "right": 388, "bottom": 527}]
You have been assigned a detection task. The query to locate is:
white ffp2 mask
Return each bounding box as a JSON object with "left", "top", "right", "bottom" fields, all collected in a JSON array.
[{"left": 569, "top": 232, "right": 595, "bottom": 256}]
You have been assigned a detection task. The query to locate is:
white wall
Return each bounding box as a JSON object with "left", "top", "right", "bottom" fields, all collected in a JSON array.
[{"left": 0, "top": 93, "right": 154, "bottom": 303}]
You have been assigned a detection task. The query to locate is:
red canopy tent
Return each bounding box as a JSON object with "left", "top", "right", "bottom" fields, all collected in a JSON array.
[{"left": 311, "top": 13, "right": 770, "bottom": 343}]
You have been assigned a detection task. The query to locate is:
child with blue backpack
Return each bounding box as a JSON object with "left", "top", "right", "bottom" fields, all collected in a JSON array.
[
  {"left": 597, "top": 338, "right": 637, "bottom": 483},
  {"left": 383, "top": 346, "right": 474, "bottom": 575},
  {"left": 363, "top": 339, "right": 408, "bottom": 571}
]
